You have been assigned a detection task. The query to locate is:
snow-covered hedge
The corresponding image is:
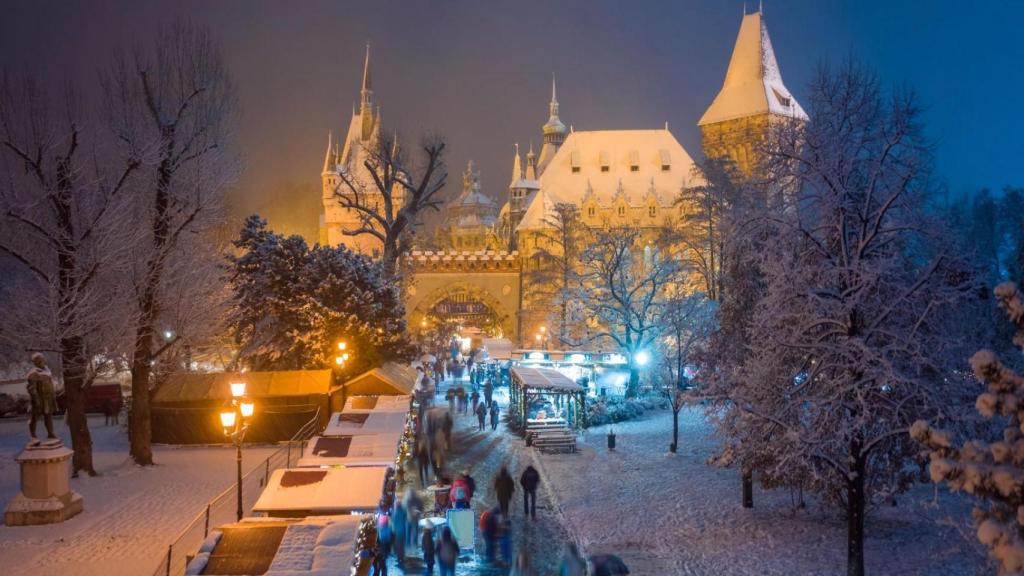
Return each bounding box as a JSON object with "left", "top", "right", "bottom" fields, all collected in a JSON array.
[{"left": 587, "top": 395, "right": 669, "bottom": 427}]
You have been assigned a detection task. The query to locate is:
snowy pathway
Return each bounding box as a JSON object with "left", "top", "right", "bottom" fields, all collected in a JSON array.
[
  {"left": 0, "top": 415, "right": 278, "bottom": 576},
  {"left": 388, "top": 378, "right": 574, "bottom": 575},
  {"left": 539, "top": 407, "right": 988, "bottom": 575}
]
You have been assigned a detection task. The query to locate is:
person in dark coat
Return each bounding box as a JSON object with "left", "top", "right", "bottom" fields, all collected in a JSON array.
[
  {"left": 471, "top": 389, "right": 480, "bottom": 413},
  {"left": 475, "top": 401, "right": 487, "bottom": 431},
  {"left": 489, "top": 402, "right": 500, "bottom": 431},
  {"left": 436, "top": 526, "right": 459, "bottom": 576},
  {"left": 443, "top": 411, "right": 453, "bottom": 450},
  {"left": 483, "top": 380, "right": 493, "bottom": 406},
  {"left": 494, "top": 466, "right": 515, "bottom": 515},
  {"left": 416, "top": 438, "right": 431, "bottom": 486},
  {"left": 421, "top": 525, "right": 435, "bottom": 575},
  {"left": 520, "top": 465, "right": 540, "bottom": 519}
]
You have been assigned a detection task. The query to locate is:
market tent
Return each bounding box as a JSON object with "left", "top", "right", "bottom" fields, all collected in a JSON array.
[
  {"left": 338, "top": 362, "right": 419, "bottom": 396},
  {"left": 341, "top": 394, "right": 411, "bottom": 413},
  {"left": 253, "top": 468, "right": 387, "bottom": 517},
  {"left": 323, "top": 410, "right": 407, "bottom": 436},
  {"left": 296, "top": 433, "right": 403, "bottom": 468},
  {"left": 509, "top": 367, "right": 587, "bottom": 431},
  {"left": 151, "top": 370, "right": 333, "bottom": 444},
  {"left": 189, "top": 515, "right": 364, "bottom": 575}
]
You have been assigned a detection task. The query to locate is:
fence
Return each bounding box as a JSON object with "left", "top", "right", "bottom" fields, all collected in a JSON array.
[{"left": 149, "top": 410, "right": 321, "bottom": 576}]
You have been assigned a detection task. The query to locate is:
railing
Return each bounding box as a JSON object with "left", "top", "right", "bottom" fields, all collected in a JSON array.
[{"left": 149, "top": 409, "right": 322, "bottom": 576}]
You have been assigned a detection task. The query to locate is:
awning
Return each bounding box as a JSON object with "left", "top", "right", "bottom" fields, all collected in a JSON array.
[
  {"left": 323, "top": 411, "right": 407, "bottom": 436},
  {"left": 341, "top": 394, "right": 410, "bottom": 413},
  {"left": 253, "top": 468, "right": 387, "bottom": 514},
  {"left": 511, "top": 367, "right": 584, "bottom": 392},
  {"left": 296, "top": 433, "right": 402, "bottom": 468}
]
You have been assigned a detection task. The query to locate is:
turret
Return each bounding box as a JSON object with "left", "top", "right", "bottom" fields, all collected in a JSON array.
[
  {"left": 538, "top": 75, "right": 567, "bottom": 174},
  {"left": 698, "top": 10, "right": 806, "bottom": 174}
]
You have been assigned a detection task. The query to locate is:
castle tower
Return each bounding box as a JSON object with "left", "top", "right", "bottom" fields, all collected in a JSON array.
[
  {"left": 698, "top": 10, "right": 806, "bottom": 174},
  {"left": 320, "top": 45, "right": 394, "bottom": 256},
  {"left": 507, "top": 143, "right": 539, "bottom": 250},
  {"left": 538, "top": 75, "right": 567, "bottom": 175}
]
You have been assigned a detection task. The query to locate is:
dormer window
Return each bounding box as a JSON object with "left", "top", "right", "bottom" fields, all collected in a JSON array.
[
  {"left": 588, "top": 206, "right": 595, "bottom": 217},
  {"left": 648, "top": 206, "right": 656, "bottom": 218},
  {"left": 617, "top": 206, "right": 625, "bottom": 217},
  {"left": 599, "top": 151, "right": 610, "bottom": 173},
  {"left": 571, "top": 150, "right": 581, "bottom": 173},
  {"left": 772, "top": 88, "right": 791, "bottom": 108},
  {"left": 629, "top": 150, "right": 639, "bottom": 172},
  {"left": 659, "top": 149, "right": 671, "bottom": 171}
]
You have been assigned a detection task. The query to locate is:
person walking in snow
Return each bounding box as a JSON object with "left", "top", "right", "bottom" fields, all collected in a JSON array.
[
  {"left": 520, "top": 465, "right": 540, "bottom": 519},
  {"left": 392, "top": 499, "right": 408, "bottom": 564},
  {"left": 483, "top": 379, "right": 494, "bottom": 407},
  {"left": 481, "top": 507, "right": 500, "bottom": 562},
  {"left": 445, "top": 388, "right": 456, "bottom": 414},
  {"left": 417, "top": 437, "right": 431, "bottom": 486},
  {"left": 494, "top": 466, "right": 515, "bottom": 516},
  {"left": 373, "top": 515, "right": 393, "bottom": 576},
  {"left": 471, "top": 388, "right": 480, "bottom": 413},
  {"left": 509, "top": 551, "right": 534, "bottom": 576},
  {"left": 443, "top": 411, "right": 453, "bottom": 450},
  {"left": 421, "top": 525, "right": 435, "bottom": 575},
  {"left": 449, "top": 474, "right": 472, "bottom": 509},
  {"left": 489, "top": 401, "right": 500, "bottom": 431},
  {"left": 475, "top": 401, "right": 487, "bottom": 431},
  {"left": 436, "top": 526, "right": 459, "bottom": 576},
  {"left": 403, "top": 488, "right": 423, "bottom": 549}
]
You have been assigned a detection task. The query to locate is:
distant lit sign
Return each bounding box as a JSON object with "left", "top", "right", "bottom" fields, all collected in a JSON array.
[
  {"left": 568, "top": 354, "right": 586, "bottom": 364},
  {"left": 526, "top": 352, "right": 546, "bottom": 361}
]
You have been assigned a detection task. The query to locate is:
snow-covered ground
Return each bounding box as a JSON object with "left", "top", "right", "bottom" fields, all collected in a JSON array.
[
  {"left": 0, "top": 415, "right": 277, "bottom": 576},
  {"left": 537, "top": 407, "right": 989, "bottom": 575}
]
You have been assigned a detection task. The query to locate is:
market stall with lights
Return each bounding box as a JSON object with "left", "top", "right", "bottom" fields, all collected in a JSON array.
[{"left": 508, "top": 367, "right": 587, "bottom": 432}]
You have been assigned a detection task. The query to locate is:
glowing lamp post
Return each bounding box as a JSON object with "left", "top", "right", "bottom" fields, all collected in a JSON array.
[
  {"left": 220, "top": 381, "right": 255, "bottom": 521},
  {"left": 335, "top": 341, "right": 351, "bottom": 368}
]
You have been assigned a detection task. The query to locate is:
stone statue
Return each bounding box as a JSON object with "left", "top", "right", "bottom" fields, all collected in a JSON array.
[{"left": 26, "top": 353, "right": 57, "bottom": 443}]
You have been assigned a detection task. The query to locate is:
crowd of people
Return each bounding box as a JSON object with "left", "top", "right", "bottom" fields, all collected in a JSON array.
[{"left": 369, "top": 342, "right": 624, "bottom": 575}]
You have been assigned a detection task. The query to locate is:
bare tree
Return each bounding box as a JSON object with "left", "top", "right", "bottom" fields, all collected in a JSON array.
[
  {"left": 573, "top": 227, "right": 683, "bottom": 398},
  {"left": 659, "top": 291, "right": 715, "bottom": 453},
  {"left": 701, "top": 62, "right": 977, "bottom": 576},
  {"left": 0, "top": 72, "right": 139, "bottom": 475},
  {"left": 332, "top": 134, "right": 447, "bottom": 277},
  {"left": 528, "top": 202, "right": 585, "bottom": 344},
  {"left": 676, "top": 158, "right": 740, "bottom": 302},
  {"left": 102, "top": 21, "right": 237, "bottom": 465}
]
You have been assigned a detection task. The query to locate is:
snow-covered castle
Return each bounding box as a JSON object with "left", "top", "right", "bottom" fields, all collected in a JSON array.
[{"left": 319, "top": 10, "right": 806, "bottom": 342}]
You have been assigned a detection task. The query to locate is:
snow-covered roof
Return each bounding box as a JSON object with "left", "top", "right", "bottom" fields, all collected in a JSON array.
[
  {"left": 516, "top": 129, "right": 697, "bottom": 231},
  {"left": 253, "top": 468, "right": 387, "bottom": 515},
  {"left": 511, "top": 367, "right": 584, "bottom": 392},
  {"left": 699, "top": 11, "right": 807, "bottom": 126},
  {"left": 153, "top": 370, "right": 333, "bottom": 403},
  {"left": 323, "top": 410, "right": 407, "bottom": 437},
  {"left": 296, "top": 433, "right": 402, "bottom": 468},
  {"left": 337, "top": 363, "right": 419, "bottom": 397}
]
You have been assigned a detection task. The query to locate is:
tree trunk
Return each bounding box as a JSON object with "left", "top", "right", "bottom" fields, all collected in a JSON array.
[
  {"left": 626, "top": 366, "right": 640, "bottom": 398},
  {"left": 671, "top": 407, "right": 679, "bottom": 453},
  {"left": 847, "top": 440, "right": 866, "bottom": 576},
  {"left": 742, "top": 467, "right": 753, "bottom": 508},
  {"left": 61, "top": 340, "right": 95, "bottom": 476},
  {"left": 130, "top": 327, "right": 154, "bottom": 465}
]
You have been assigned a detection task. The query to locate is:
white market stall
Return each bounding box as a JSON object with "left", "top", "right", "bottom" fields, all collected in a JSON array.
[
  {"left": 296, "top": 433, "right": 403, "bottom": 468},
  {"left": 323, "top": 410, "right": 408, "bottom": 436},
  {"left": 341, "top": 394, "right": 411, "bottom": 413},
  {"left": 252, "top": 468, "right": 387, "bottom": 517}
]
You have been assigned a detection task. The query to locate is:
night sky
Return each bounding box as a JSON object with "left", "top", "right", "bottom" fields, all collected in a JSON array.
[{"left": 2, "top": 0, "right": 1020, "bottom": 240}]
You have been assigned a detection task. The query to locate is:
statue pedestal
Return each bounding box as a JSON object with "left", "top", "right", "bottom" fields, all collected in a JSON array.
[{"left": 4, "top": 440, "right": 83, "bottom": 526}]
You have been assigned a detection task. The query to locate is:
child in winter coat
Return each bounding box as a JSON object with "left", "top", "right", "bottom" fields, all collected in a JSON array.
[
  {"left": 436, "top": 527, "right": 459, "bottom": 576},
  {"left": 421, "top": 525, "right": 435, "bottom": 575}
]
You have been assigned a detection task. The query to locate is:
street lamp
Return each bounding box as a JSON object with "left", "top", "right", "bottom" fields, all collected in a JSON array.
[
  {"left": 635, "top": 350, "right": 650, "bottom": 367},
  {"left": 335, "top": 341, "right": 352, "bottom": 368},
  {"left": 220, "top": 382, "right": 255, "bottom": 521}
]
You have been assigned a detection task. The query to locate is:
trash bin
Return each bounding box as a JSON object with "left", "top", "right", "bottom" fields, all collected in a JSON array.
[{"left": 607, "top": 429, "right": 616, "bottom": 451}]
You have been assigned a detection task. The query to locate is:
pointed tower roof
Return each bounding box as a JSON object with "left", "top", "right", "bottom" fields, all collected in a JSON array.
[
  {"left": 361, "top": 44, "right": 372, "bottom": 103},
  {"left": 542, "top": 75, "right": 567, "bottom": 138},
  {"left": 699, "top": 11, "right": 807, "bottom": 126},
  {"left": 322, "top": 131, "right": 333, "bottom": 173},
  {"left": 525, "top": 143, "right": 537, "bottom": 181},
  {"left": 510, "top": 143, "right": 523, "bottom": 186}
]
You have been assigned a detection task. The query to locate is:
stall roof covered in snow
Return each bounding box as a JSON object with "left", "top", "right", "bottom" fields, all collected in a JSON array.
[
  {"left": 323, "top": 410, "right": 407, "bottom": 436},
  {"left": 699, "top": 11, "right": 807, "bottom": 126},
  {"left": 191, "top": 515, "right": 364, "bottom": 575},
  {"left": 511, "top": 367, "right": 584, "bottom": 392},
  {"left": 253, "top": 468, "right": 387, "bottom": 515},
  {"left": 341, "top": 394, "right": 411, "bottom": 413},
  {"left": 335, "top": 362, "right": 419, "bottom": 396},
  {"left": 296, "top": 433, "right": 402, "bottom": 468},
  {"left": 153, "top": 370, "right": 333, "bottom": 403}
]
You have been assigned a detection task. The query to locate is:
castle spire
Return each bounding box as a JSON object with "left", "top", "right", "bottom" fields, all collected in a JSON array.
[
  {"left": 525, "top": 143, "right": 537, "bottom": 181},
  {"left": 322, "top": 130, "right": 333, "bottom": 173},
  {"left": 360, "top": 43, "right": 372, "bottom": 113},
  {"left": 510, "top": 143, "right": 523, "bottom": 186}
]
